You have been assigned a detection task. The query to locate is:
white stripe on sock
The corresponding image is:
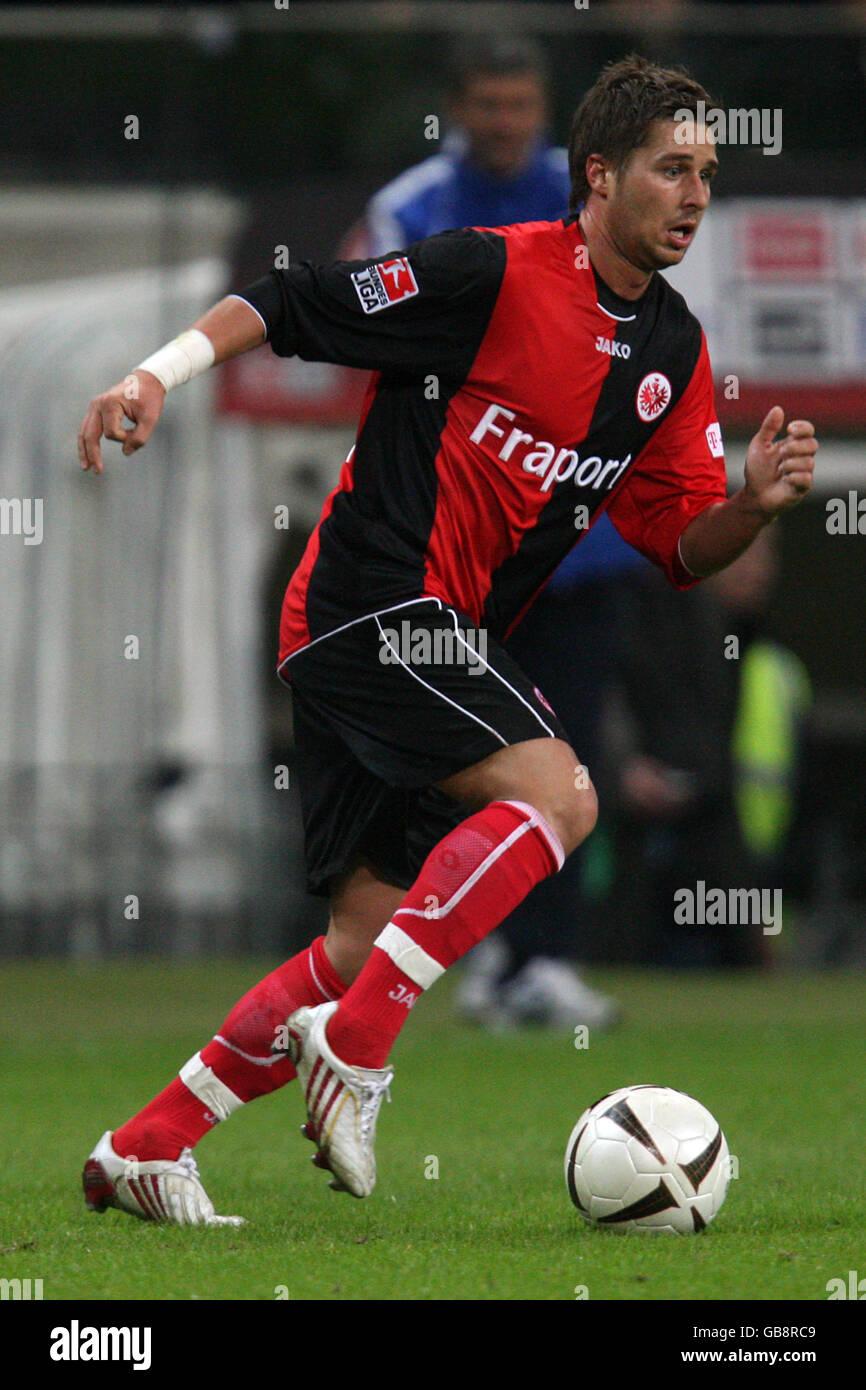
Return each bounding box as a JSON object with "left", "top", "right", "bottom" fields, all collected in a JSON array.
[
  {"left": 308, "top": 947, "right": 336, "bottom": 1002},
  {"left": 213, "top": 1034, "right": 283, "bottom": 1067},
  {"left": 374, "top": 922, "right": 446, "bottom": 990},
  {"left": 179, "top": 1052, "right": 244, "bottom": 1120},
  {"left": 393, "top": 811, "right": 537, "bottom": 925},
  {"left": 501, "top": 799, "right": 566, "bottom": 871}
]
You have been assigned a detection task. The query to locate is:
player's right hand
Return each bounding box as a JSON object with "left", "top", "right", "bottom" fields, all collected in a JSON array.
[{"left": 77, "top": 369, "right": 166, "bottom": 474}]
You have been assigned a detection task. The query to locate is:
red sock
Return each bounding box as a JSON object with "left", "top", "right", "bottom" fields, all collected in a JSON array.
[
  {"left": 112, "top": 936, "right": 347, "bottom": 1160},
  {"left": 326, "top": 800, "right": 564, "bottom": 1068}
]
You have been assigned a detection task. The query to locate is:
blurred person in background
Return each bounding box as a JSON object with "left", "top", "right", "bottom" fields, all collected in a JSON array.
[
  {"left": 607, "top": 526, "right": 810, "bottom": 967},
  {"left": 356, "top": 35, "right": 568, "bottom": 259},
  {"left": 359, "top": 35, "right": 622, "bottom": 1031}
]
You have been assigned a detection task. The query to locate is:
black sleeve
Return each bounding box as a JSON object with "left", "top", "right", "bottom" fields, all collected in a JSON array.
[{"left": 234, "top": 226, "right": 506, "bottom": 378}]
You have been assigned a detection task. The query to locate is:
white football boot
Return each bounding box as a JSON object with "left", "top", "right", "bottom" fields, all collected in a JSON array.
[
  {"left": 82, "top": 1130, "right": 245, "bottom": 1226},
  {"left": 285, "top": 1001, "right": 392, "bottom": 1198}
]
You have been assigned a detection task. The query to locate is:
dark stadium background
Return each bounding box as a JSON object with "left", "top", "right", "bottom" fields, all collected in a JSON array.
[{"left": 1, "top": 0, "right": 864, "bottom": 964}]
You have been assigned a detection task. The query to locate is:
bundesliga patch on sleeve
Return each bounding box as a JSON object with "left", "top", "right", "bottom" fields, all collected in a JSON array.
[
  {"left": 705, "top": 422, "right": 724, "bottom": 457},
  {"left": 351, "top": 256, "right": 420, "bottom": 313}
]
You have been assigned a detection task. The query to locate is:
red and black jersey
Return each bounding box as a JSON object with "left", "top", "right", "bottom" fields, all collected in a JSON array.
[{"left": 235, "top": 217, "right": 727, "bottom": 667}]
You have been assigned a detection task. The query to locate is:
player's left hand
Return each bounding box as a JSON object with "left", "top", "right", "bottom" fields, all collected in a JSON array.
[{"left": 744, "top": 406, "right": 817, "bottom": 517}]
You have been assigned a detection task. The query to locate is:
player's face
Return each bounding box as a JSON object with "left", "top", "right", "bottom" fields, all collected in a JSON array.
[
  {"left": 607, "top": 119, "right": 718, "bottom": 272},
  {"left": 452, "top": 73, "right": 547, "bottom": 178}
]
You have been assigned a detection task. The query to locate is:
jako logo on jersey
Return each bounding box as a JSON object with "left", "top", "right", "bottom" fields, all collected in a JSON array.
[
  {"left": 470, "top": 402, "right": 631, "bottom": 494},
  {"left": 636, "top": 372, "right": 672, "bottom": 423},
  {"left": 351, "top": 256, "right": 419, "bottom": 314},
  {"left": 595, "top": 335, "right": 631, "bottom": 360}
]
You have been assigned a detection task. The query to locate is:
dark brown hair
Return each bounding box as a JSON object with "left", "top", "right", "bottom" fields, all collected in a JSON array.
[
  {"left": 448, "top": 35, "right": 549, "bottom": 98},
  {"left": 568, "top": 54, "right": 713, "bottom": 212}
]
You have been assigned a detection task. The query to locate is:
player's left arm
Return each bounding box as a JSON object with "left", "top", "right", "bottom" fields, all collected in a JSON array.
[
  {"left": 678, "top": 406, "right": 817, "bottom": 578},
  {"left": 606, "top": 330, "right": 817, "bottom": 587}
]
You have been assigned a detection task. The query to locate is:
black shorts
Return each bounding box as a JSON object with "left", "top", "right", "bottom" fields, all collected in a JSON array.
[{"left": 280, "top": 596, "right": 568, "bottom": 897}]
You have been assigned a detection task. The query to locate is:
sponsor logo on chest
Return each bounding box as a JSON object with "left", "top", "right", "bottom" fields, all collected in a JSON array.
[{"left": 470, "top": 401, "right": 631, "bottom": 494}]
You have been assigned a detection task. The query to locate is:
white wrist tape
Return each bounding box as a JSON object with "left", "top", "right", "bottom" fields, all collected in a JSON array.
[{"left": 134, "top": 328, "right": 215, "bottom": 393}]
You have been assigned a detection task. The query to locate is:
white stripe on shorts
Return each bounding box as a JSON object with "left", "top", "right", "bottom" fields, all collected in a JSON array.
[{"left": 374, "top": 615, "right": 508, "bottom": 747}]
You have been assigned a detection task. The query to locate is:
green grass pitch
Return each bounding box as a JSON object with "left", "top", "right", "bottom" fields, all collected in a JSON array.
[{"left": 1, "top": 960, "right": 864, "bottom": 1302}]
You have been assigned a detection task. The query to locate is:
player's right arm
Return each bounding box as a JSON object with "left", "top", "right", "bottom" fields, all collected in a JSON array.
[
  {"left": 78, "top": 296, "right": 266, "bottom": 474},
  {"left": 78, "top": 228, "right": 503, "bottom": 474}
]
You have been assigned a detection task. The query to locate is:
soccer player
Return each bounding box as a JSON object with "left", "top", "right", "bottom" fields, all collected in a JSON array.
[
  {"left": 356, "top": 33, "right": 621, "bottom": 1032},
  {"left": 78, "top": 56, "right": 816, "bottom": 1222}
]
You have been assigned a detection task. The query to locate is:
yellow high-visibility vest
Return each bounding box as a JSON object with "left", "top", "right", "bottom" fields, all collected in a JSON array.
[{"left": 732, "top": 641, "right": 811, "bottom": 857}]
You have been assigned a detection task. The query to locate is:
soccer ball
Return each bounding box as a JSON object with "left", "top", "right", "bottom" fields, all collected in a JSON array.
[{"left": 564, "top": 1085, "right": 730, "bottom": 1234}]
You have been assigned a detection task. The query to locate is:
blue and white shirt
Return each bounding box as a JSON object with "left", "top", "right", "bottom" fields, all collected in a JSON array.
[{"left": 363, "top": 135, "right": 570, "bottom": 256}]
